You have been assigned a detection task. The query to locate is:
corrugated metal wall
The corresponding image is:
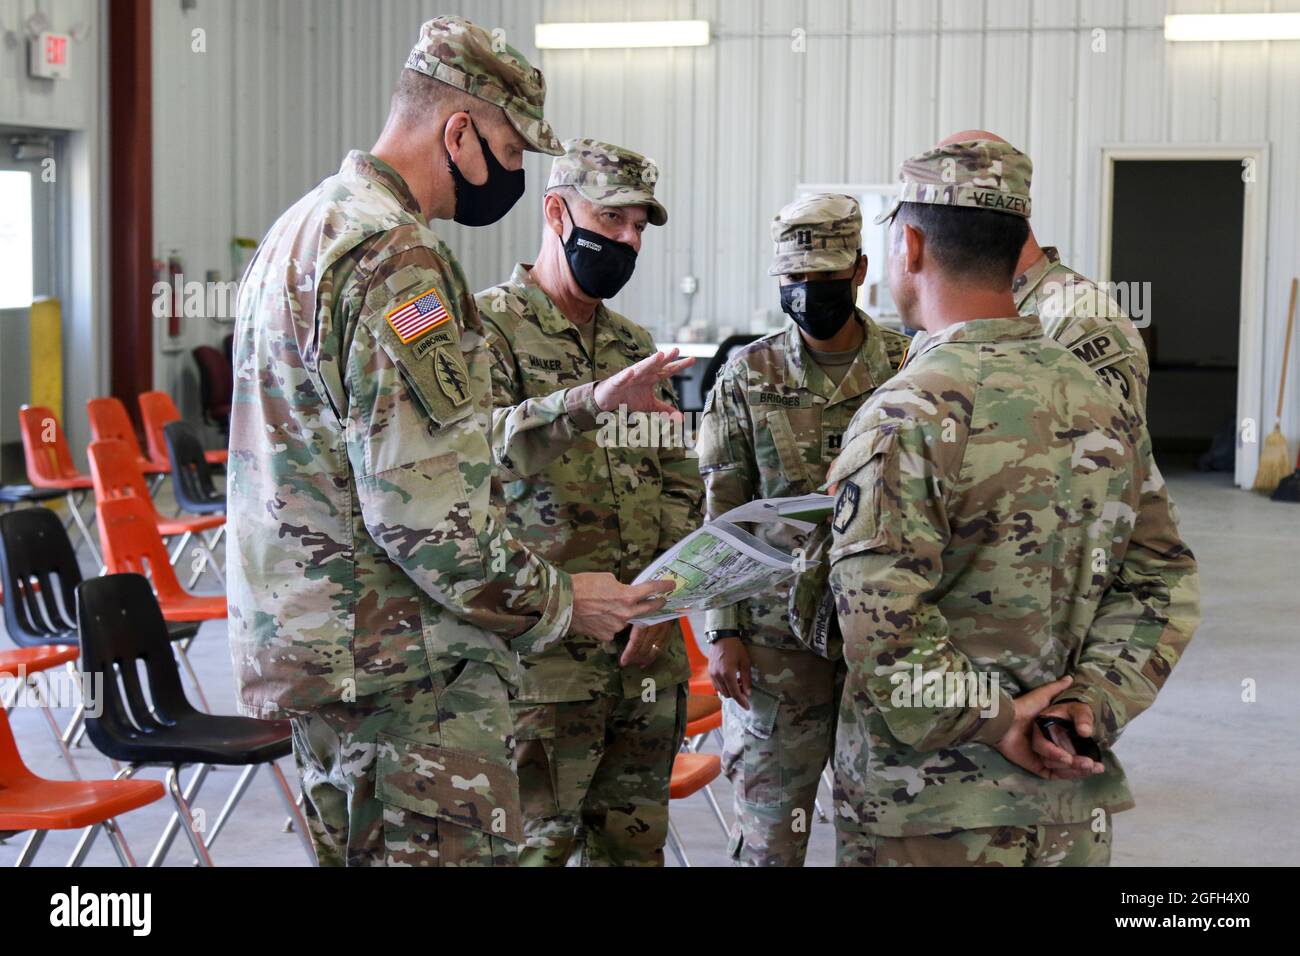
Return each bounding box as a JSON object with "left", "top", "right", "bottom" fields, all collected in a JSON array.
[{"left": 150, "top": 0, "right": 1300, "bottom": 465}]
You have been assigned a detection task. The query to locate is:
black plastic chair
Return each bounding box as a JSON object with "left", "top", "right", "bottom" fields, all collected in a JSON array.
[
  {"left": 0, "top": 508, "right": 199, "bottom": 650},
  {"left": 163, "top": 421, "right": 225, "bottom": 516},
  {"left": 0, "top": 507, "right": 83, "bottom": 650},
  {"left": 699, "top": 334, "right": 762, "bottom": 406},
  {"left": 75, "top": 573, "right": 315, "bottom": 866},
  {"left": 0, "top": 508, "right": 202, "bottom": 761},
  {"left": 0, "top": 485, "right": 64, "bottom": 512}
]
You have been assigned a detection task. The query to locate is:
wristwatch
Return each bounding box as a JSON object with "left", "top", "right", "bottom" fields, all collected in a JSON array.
[{"left": 703, "top": 628, "right": 742, "bottom": 645}]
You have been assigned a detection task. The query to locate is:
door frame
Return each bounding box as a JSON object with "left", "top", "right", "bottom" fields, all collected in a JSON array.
[{"left": 1098, "top": 144, "right": 1270, "bottom": 489}]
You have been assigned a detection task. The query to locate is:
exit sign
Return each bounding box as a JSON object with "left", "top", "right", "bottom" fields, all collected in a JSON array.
[{"left": 29, "top": 32, "right": 71, "bottom": 80}]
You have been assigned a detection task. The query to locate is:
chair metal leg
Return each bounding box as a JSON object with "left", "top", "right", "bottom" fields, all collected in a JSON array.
[
  {"left": 65, "top": 491, "right": 103, "bottom": 567},
  {"left": 666, "top": 818, "right": 690, "bottom": 867},
  {"left": 186, "top": 533, "right": 225, "bottom": 589},
  {"left": 149, "top": 763, "right": 211, "bottom": 867},
  {"left": 270, "top": 760, "right": 317, "bottom": 865},
  {"left": 168, "top": 530, "right": 192, "bottom": 567},
  {"left": 816, "top": 767, "right": 833, "bottom": 823},
  {"left": 172, "top": 642, "right": 212, "bottom": 712},
  {"left": 703, "top": 783, "right": 730, "bottom": 836},
  {"left": 66, "top": 823, "right": 102, "bottom": 866},
  {"left": 31, "top": 673, "right": 82, "bottom": 780},
  {"left": 282, "top": 789, "right": 304, "bottom": 833},
  {"left": 201, "top": 764, "right": 258, "bottom": 853},
  {"left": 61, "top": 661, "right": 86, "bottom": 748},
  {"left": 103, "top": 817, "right": 139, "bottom": 867},
  {"left": 15, "top": 829, "right": 48, "bottom": 867},
  {"left": 164, "top": 767, "right": 215, "bottom": 867}
]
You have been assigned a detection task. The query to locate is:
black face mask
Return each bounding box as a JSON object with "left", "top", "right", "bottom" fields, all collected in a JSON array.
[
  {"left": 445, "top": 119, "right": 525, "bottom": 227},
  {"left": 560, "top": 199, "right": 638, "bottom": 299},
  {"left": 779, "top": 279, "right": 856, "bottom": 340}
]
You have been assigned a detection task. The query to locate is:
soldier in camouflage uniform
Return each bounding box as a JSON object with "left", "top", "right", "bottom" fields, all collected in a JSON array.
[
  {"left": 910, "top": 130, "right": 1149, "bottom": 421},
  {"left": 827, "top": 139, "right": 1200, "bottom": 866},
  {"left": 695, "top": 195, "right": 910, "bottom": 866},
  {"left": 475, "top": 139, "right": 702, "bottom": 866},
  {"left": 227, "top": 17, "right": 670, "bottom": 867}
]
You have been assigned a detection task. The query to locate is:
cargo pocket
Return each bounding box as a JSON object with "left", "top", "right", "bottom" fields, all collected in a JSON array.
[
  {"left": 375, "top": 733, "right": 523, "bottom": 866},
  {"left": 739, "top": 684, "right": 782, "bottom": 808},
  {"left": 510, "top": 702, "right": 562, "bottom": 822}
]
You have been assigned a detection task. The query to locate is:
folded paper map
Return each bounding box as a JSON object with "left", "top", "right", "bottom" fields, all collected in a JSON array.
[{"left": 631, "top": 494, "right": 834, "bottom": 624}]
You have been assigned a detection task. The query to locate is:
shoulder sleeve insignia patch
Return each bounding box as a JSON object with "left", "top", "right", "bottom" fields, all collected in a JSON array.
[
  {"left": 433, "top": 346, "right": 472, "bottom": 407},
  {"left": 832, "top": 480, "right": 861, "bottom": 535},
  {"left": 386, "top": 287, "right": 451, "bottom": 344}
]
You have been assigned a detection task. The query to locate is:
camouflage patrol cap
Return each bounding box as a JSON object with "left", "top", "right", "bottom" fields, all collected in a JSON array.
[
  {"left": 874, "top": 139, "right": 1032, "bottom": 224},
  {"left": 769, "top": 194, "right": 863, "bottom": 276},
  {"left": 547, "top": 138, "right": 667, "bottom": 226},
  {"left": 405, "top": 16, "right": 562, "bottom": 156}
]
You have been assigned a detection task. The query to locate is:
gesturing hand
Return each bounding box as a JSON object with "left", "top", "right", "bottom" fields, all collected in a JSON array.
[{"left": 594, "top": 349, "right": 695, "bottom": 415}]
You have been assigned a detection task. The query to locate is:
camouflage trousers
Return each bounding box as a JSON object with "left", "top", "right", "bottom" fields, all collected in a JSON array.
[
  {"left": 836, "top": 822, "right": 1112, "bottom": 867},
  {"left": 511, "top": 683, "right": 687, "bottom": 866},
  {"left": 289, "top": 661, "right": 523, "bottom": 866},
  {"left": 721, "top": 644, "right": 845, "bottom": 866}
]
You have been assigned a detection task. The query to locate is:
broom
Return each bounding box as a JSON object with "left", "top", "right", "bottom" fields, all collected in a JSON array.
[{"left": 1254, "top": 276, "right": 1298, "bottom": 493}]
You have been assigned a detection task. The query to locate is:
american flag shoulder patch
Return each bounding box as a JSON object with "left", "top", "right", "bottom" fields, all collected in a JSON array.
[{"left": 385, "top": 287, "right": 451, "bottom": 344}]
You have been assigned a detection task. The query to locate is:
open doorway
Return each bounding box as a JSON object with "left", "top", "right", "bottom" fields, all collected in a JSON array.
[
  {"left": 0, "top": 129, "right": 64, "bottom": 484},
  {"left": 1099, "top": 146, "right": 1268, "bottom": 488}
]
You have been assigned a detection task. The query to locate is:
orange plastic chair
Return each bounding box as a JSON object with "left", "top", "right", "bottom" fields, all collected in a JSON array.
[
  {"left": 16, "top": 405, "right": 101, "bottom": 565},
  {"left": 88, "top": 439, "right": 225, "bottom": 588},
  {"left": 95, "top": 494, "right": 224, "bottom": 711},
  {"left": 680, "top": 616, "right": 715, "bottom": 697},
  {"left": 138, "top": 390, "right": 228, "bottom": 469},
  {"left": 87, "top": 397, "right": 168, "bottom": 477},
  {"left": 95, "top": 495, "right": 226, "bottom": 625},
  {"left": 685, "top": 692, "right": 722, "bottom": 740},
  {"left": 1, "top": 644, "right": 85, "bottom": 779},
  {"left": 0, "top": 708, "right": 165, "bottom": 866},
  {"left": 666, "top": 752, "right": 729, "bottom": 866}
]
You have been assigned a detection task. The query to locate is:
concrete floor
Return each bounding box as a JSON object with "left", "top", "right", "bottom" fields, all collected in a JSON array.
[{"left": 2, "top": 469, "right": 1297, "bottom": 867}]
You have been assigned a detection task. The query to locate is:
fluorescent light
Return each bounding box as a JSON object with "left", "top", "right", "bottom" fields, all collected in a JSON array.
[
  {"left": 1165, "top": 13, "right": 1300, "bottom": 42},
  {"left": 535, "top": 20, "right": 710, "bottom": 50}
]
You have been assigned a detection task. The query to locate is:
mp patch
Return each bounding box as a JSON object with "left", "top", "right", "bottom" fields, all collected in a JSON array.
[{"left": 832, "top": 480, "right": 860, "bottom": 534}]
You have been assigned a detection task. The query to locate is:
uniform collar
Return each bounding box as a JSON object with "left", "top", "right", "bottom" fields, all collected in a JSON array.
[
  {"left": 909, "top": 315, "right": 1043, "bottom": 361},
  {"left": 342, "top": 151, "right": 424, "bottom": 221},
  {"left": 506, "top": 263, "right": 633, "bottom": 354},
  {"left": 783, "top": 310, "right": 895, "bottom": 405},
  {"left": 1011, "top": 246, "right": 1061, "bottom": 307}
]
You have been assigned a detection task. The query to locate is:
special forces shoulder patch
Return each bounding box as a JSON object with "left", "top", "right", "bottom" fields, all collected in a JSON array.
[
  {"left": 432, "top": 346, "right": 471, "bottom": 407},
  {"left": 832, "top": 480, "right": 861, "bottom": 535},
  {"left": 386, "top": 287, "right": 451, "bottom": 344}
]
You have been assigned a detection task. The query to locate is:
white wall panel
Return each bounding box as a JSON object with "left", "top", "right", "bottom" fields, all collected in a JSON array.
[{"left": 143, "top": 0, "right": 1300, "bottom": 455}]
